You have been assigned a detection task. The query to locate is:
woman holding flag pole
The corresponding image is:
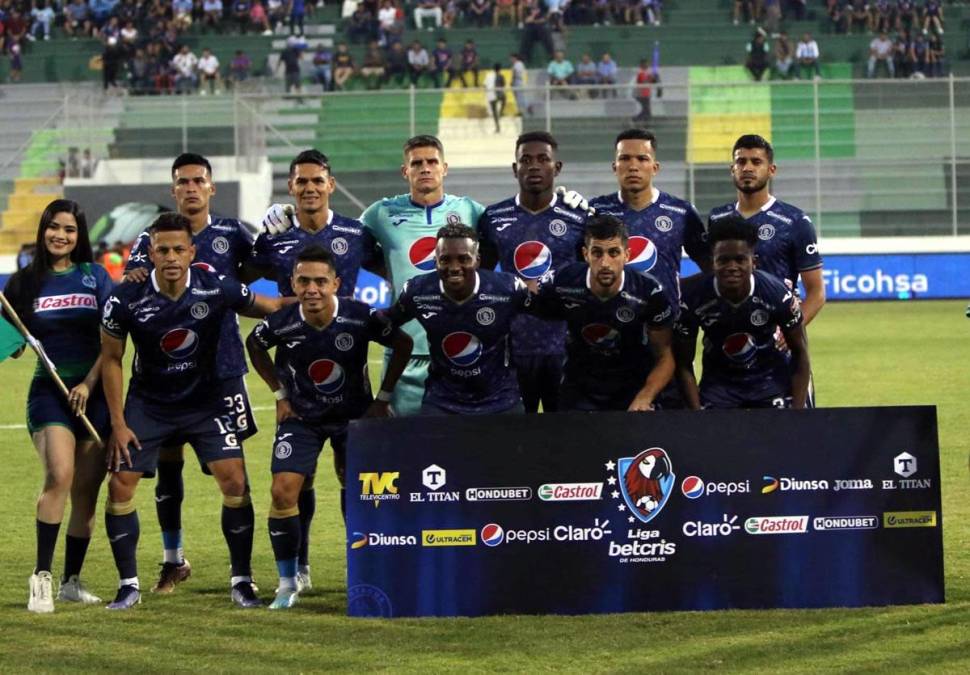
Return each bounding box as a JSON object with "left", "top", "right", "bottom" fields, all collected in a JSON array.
[{"left": 1, "top": 199, "right": 113, "bottom": 613}]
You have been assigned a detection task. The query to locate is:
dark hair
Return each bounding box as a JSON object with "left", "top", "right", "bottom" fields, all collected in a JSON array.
[
  {"left": 171, "top": 152, "right": 212, "bottom": 178},
  {"left": 403, "top": 134, "right": 444, "bottom": 158},
  {"left": 149, "top": 212, "right": 193, "bottom": 238},
  {"left": 436, "top": 222, "right": 478, "bottom": 242},
  {"left": 708, "top": 214, "right": 759, "bottom": 249},
  {"left": 615, "top": 128, "right": 658, "bottom": 150},
  {"left": 515, "top": 131, "right": 559, "bottom": 151},
  {"left": 289, "top": 149, "right": 331, "bottom": 177},
  {"left": 294, "top": 244, "right": 337, "bottom": 271},
  {"left": 733, "top": 134, "right": 774, "bottom": 163},
  {"left": 4, "top": 199, "right": 94, "bottom": 323},
  {"left": 584, "top": 214, "right": 628, "bottom": 244}
]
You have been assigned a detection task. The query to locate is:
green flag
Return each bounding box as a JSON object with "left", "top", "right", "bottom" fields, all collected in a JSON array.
[{"left": 0, "top": 315, "right": 26, "bottom": 361}]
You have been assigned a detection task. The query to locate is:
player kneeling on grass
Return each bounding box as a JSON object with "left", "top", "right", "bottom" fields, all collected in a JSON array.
[
  {"left": 673, "top": 215, "right": 810, "bottom": 409},
  {"left": 100, "top": 213, "right": 288, "bottom": 610},
  {"left": 246, "top": 245, "right": 412, "bottom": 610},
  {"left": 528, "top": 214, "right": 676, "bottom": 411}
]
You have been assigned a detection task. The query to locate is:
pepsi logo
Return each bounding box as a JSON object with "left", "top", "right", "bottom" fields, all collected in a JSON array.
[
  {"left": 481, "top": 523, "right": 504, "bottom": 547},
  {"left": 308, "top": 359, "right": 345, "bottom": 394},
  {"left": 681, "top": 475, "right": 705, "bottom": 499},
  {"left": 191, "top": 261, "right": 217, "bottom": 272},
  {"left": 723, "top": 332, "right": 758, "bottom": 362},
  {"left": 581, "top": 323, "right": 620, "bottom": 350},
  {"left": 627, "top": 236, "right": 658, "bottom": 273},
  {"left": 513, "top": 241, "right": 552, "bottom": 280},
  {"left": 160, "top": 328, "right": 199, "bottom": 360},
  {"left": 442, "top": 332, "right": 482, "bottom": 367},
  {"left": 408, "top": 236, "right": 438, "bottom": 271}
]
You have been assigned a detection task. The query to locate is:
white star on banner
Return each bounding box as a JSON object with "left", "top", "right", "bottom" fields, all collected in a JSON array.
[{"left": 605, "top": 460, "right": 616, "bottom": 471}]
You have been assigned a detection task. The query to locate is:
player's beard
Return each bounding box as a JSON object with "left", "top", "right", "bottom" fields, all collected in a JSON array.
[{"left": 734, "top": 175, "right": 769, "bottom": 194}]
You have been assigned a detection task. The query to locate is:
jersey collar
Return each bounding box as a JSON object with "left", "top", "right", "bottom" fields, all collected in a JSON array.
[
  {"left": 617, "top": 187, "right": 660, "bottom": 210},
  {"left": 713, "top": 274, "right": 755, "bottom": 305},
  {"left": 151, "top": 267, "right": 191, "bottom": 293},
  {"left": 515, "top": 192, "right": 557, "bottom": 214},
  {"left": 439, "top": 271, "right": 480, "bottom": 304},
  {"left": 734, "top": 195, "right": 776, "bottom": 214}
]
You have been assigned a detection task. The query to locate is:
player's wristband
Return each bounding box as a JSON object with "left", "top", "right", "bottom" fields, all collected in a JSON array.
[
  {"left": 375, "top": 390, "right": 393, "bottom": 403},
  {"left": 274, "top": 387, "right": 288, "bottom": 401}
]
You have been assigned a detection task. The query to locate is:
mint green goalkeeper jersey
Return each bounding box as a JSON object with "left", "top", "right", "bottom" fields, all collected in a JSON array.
[{"left": 360, "top": 193, "right": 485, "bottom": 356}]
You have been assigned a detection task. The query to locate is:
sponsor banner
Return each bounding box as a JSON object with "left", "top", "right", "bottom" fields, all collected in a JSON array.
[{"left": 346, "top": 407, "right": 943, "bottom": 617}]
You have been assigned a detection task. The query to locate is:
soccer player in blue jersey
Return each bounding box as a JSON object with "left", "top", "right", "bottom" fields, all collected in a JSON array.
[
  {"left": 478, "top": 131, "right": 588, "bottom": 413},
  {"left": 673, "top": 215, "right": 810, "bottom": 409},
  {"left": 4, "top": 200, "right": 112, "bottom": 612},
  {"left": 246, "top": 245, "right": 412, "bottom": 609},
  {"left": 530, "top": 215, "right": 676, "bottom": 411},
  {"left": 384, "top": 223, "right": 531, "bottom": 415},
  {"left": 124, "top": 153, "right": 257, "bottom": 594},
  {"left": 100, "top": 213, "right": 286, "bottom": 610}
]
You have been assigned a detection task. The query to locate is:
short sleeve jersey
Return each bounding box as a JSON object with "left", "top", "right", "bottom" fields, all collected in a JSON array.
[
  {"left": 101, "top": 268, "right": 254, "bottom": 405},
  {"left": 249, "top": 299, "right": 396, "bottom": 424},
  {"left": 360, "top": 193, "right": 485, "bottom": 356},
  {"left": 386, "top": 270, "right": 528, "bottom": 413},
  {"left": 478, "top": 193, "right": 587, "bottom": 356}
]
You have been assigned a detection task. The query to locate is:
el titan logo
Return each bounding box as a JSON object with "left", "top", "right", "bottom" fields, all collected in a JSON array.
[{"left": 358, "top": 472, "right": 401, "bottom": 508}]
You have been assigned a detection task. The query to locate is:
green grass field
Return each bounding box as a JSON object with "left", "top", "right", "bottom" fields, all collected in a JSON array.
[{"left": 0, "top": 301, "right": 968, "bottom": 672}]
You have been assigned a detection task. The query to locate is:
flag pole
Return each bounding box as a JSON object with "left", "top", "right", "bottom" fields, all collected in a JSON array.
[{"left": 0, "top": 291, "right": 104, "bottom": 447}]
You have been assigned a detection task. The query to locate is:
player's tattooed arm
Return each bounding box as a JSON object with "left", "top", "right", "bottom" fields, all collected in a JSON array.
[
  {"left": 365, "top": 329, "right": 414, "bottom": 418},
  {"left": 672, "top": 326, "right": 702, "bottom": 410},
  {"left": 798, "top": 268, "right": 825, "bottom": 325},
  {"left": 630, "top": 325, "right": 675, "bottom": 411},
  {"left": 784, "top": 323, "right": 811, "bottom": 409},
  {"left": 100, "top": 331, "right": 140, "bottom": 470}
]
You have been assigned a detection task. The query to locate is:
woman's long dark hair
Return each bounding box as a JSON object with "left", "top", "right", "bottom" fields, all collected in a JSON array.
[{"left": 3, "top": 199, "right": 94, "bottom": 324}]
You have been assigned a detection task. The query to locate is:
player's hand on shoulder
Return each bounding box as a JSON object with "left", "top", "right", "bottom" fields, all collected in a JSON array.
[
  {"left": 122, "top": 267, "right": 149, "bottom": 284},
  {"left": 275, "top": 398, "right": 301, "bottom": 424},
  {"left": 259, "top": 203, "right": 296, "bottom": 235},
  {"left": 555, "top": 186, "right": 596, "bottom": 216}
]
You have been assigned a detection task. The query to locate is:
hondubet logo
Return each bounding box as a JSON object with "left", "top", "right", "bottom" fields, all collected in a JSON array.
[{"left": 609, "top": 448, "right": 675, "bottom": 524}]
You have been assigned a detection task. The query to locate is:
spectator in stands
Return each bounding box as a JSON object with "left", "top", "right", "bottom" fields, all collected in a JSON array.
[
  {"left": 520, "top": 1, "right": 553, "bottom": 65},
  {"left": 63, "top": 0, "right": 94, "bottom": 38},
  {"left": 312, "top": 43, "right": 332, "bottom": 90},
  {"left": 377, "top": 0, "right": 396, "bottom": 43},
  {"left": 591, "top": 0, "right": 615, "bottom": 25},
  {"left": 249, "top": 0, "right": 272, "bottom": 34},
  {"left": 846, "top": 0, "right": 869, "bottom": 34},
  {"left": 348, "top": 3, "right": 376, "bottom": 43},
  {"left": 867, "top": 30, "right": 894, "bottom": 78},
  {"left": 333, "top": 41, "right": 355, "bottom": 89},
  {"left": 826, "top": 0, "right": 846, "bottom": 34},
  {"left": 90, "top": 0, "right": 119, "bottom": 28},
  {"left": 9, "top": 40, "right": 23, "bottom": 82},
  {"left": 787, "top": 0, "right": 806, "bottom": 21},
  {"left": 745, "top": 29, "right": 770, "bottom": 81},
  {"left": 360, "top": 40, "right": 386, "bottom": 88},
  {"left": 635, "top": 0, "right": 662, "bottom": 26},
  {"left": 127, "top": 47, "right": 151, "bottom": 92},
  {"left": 460, "top": 38, "right": 479, "bottom": 86},
  {"left": 441, "top": 0, "right": 458, "bottom": 27},
  {"left": 575, "top": 53, "right": 598, "bottom": 96},
  {"left": 120, "top": 20, "right": 139, "bottom": 53},
  {"left": 267, "top": 0, "right": 288, "bottom": 31},
  {"left": 385, "top": 40, "right": 408, "bottom": 85},
  {"left": 198, "top": 46, "right": 220, "bottom": 93},
  {"left": 927, "top": 33, "right": 944, "bottom": 77},
  {"left": 483, "top": 62, "right": 505, "bottom": 132},
  {"left": 278, "top": 36, "right": 304, "bottom": 93},
  {"left": 909, "top": 31, "right": 929, "bottom": 77},
  {"left": 148, "top": 41, "right": 176, "bottom": 93},
  {"left": 192, "top": 0, "right": 207, "bottom": 27},
  {"left": 894, "top": 29, "right": 913, "bottom": 77},
  {"left": 102, "top": 35, "right": 124, "bottom": 90},
  {"left": 494, "top": 0, "right": 517, "bottom": 27},
  {"left": 896, "top": 1, "right": 918, "bottom": 33},
  {"left": 546, "top": 50, "right": 574, "bottom": 97},
  {"left": 99, "top": 15, "right": 121, "bottom": 41},
  {"left": 115, "top": 0, "right": 138, "bottom": 25},
  {"left": 290, "top": 0, "right": 307, "bottom": 36},
  {"left": 432, "top": 37, "right": 456, "bottom": 88},
  {"left": 633, "top": 58, "right": 656, "bottom": 121},
  {"left": 796, "top": 32, "right": 820, "bottom": 79},
  {"left": 774, "top": 31, "right": 793, "bottom": 79},
  {"left": 468, "top": 0, "right": 492, "bottom": 27},
  {"left": 761, "top": 0, "right": 780, "bottom": 34},
  {"left": 922, "top": 0, "right": 943, "bottom": 35},
  {"left": 733, "top": 0, "right": 759, "bottom": 25},
  {"left": 202, "top": 0, "right": 223, "bottom": 32},
  {"left": 597, "top": 51, "right": 617, "bottom": 96},
  {"left": 414, "top": 0, "right": 443, "bottom": 29},
  {"left": 870, "top": 0, "right": 892, "bottom": 33},
  {"left": 5, "top": 8, "right": 27, "bottom": 47},
  {"left": 172, "top": 0, "right": 194, "bottom": 30},
  {"left": 509, "top": 52, "right": 529, "bottom": 115},
  {"left": 172, "top": 43, "right": 199, "bottom": 92},
  {"left": 30, "top": 0, "right": 55, "bottom": 41},
  {"left": 407, "top": 39, "right": 430, "bottom": 84},
  {"left": 228, "top": 49, "right": 252, "bottom": 86}
]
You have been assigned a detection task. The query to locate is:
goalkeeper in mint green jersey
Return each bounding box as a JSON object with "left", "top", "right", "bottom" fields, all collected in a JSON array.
[{"left": 359, "top": 135, "right": 485, "bottom": 415}]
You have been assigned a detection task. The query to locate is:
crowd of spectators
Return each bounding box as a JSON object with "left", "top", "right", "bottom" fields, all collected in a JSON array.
[{"left": 745, "top": 28, "right": 821, "bottom": 80}]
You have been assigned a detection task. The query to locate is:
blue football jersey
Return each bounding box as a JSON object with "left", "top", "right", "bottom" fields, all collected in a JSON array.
[
  {"left": 707, "top": 197, "right": 822, "bottom": 289},
  {"left": 386, "top": 270, "right": 529, "bottom": 414},
  {"left": 590, "top": 189, "right": 709, "bottom": 309},
  {"left": 675, "top": 270, "right": 802, "bottom": 392},
  {"left": 125, "top": 214, "right": 255, "bottom": 380},
  {"left": 250, "top": 211, "right": 376, "bottom": 297},
  {"left": 531, "top": 262, "right": 674, "bottom": 399},
  {"left": 101, "top": 268, "right": 255, "bottom": 405},
  {"left": 479, "top": 193, "right": 587, "bottom": 357},
  {"left": 249, "top": 299, "right": 396, "bottom": 424},
  {"left": 4, "top": 263, "right": 114, "bottom": 379}
]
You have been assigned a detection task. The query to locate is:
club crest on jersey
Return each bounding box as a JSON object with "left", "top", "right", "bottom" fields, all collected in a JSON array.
[
  {"left": 446, "top": 212, "right": 462, "bottom": 225},
  {"left": 408, "top": 236, "right": 438, "bottom": 271},
  {"left": 332, "top": 237, "right": 349, "bottom": 256},
  {"left": 618, "top": 448, "right": 675, "bottom": 524},
  {"left": 750, "top": 309, "right": 768, "bottom": 326},
  {"left": 548, "top": 219, "right": 568, "bottom": 237},
  {"left": 654, "top": 215, "right": 673, "bottom": 232},
  {"left": 476, "top": 307, "right": 496, "bottom": 326},
  {"left": 190, "top": 302, "right": 209, "bottom": 319},
  {"left": 616, "top": 307, "right": 635, "bottom": 323},
  {"left": 335, "top": 332, "right": 354, "bottom": 351},
  {"left": 212, "top": 237, "right": 230, "bottom": 254},
  {"left": 191, "top": 261, "right": 217, "bottom": 273},
  {"left": 581, "top": 323, "right": 620, "bottom": 350},
  {"left": 308, "top": 359, "right": 345, "bottom": 394},
  {"left": 723, "top": 332, "right": 759, "bottom": 363},
  {"left": 442, "top": 332, "right": 482, "bottom": 367},
  {"left": 160, "top": 328, "right": 199, "bottom": 359},
  {"left": 513, "top": 241, "right": 552, "bottom": 280},
  {"left": 627, "top": 236, "right": 658, "bottom": 273},
  {"left": 81, "top": 274, "right": 97, "bottom": 289},
  {"left": 758, "top": 224, "right": 776, "bottom": 241}
]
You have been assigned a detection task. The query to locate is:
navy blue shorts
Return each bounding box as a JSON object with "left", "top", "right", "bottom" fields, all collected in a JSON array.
[
  {"left": 27, "top": 376, "right": 110, "bottom": 439},
  {"left": 700, "top": 382, "right": 792, "bottom": 409},
  {"left": 559, "top": 381, "right": 640, "bottom": 412},
  {"left": 419, "top": 401, "right": 525, "bottom": 416},
  {"left": 271, "top": 418, "right": 347, "bottom": 477},
  {"left": 118, "top": 378, "right": 255, "bottom": 477},
  {"left": 512, "top": 353, "right": 564, "bottom": 413}
]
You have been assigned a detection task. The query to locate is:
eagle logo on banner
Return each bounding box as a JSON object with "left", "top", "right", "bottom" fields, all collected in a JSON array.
[{"left": 618, "top": 448, "right": 675, "bottom": 524}]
